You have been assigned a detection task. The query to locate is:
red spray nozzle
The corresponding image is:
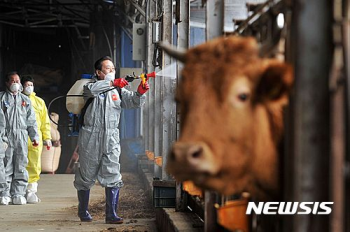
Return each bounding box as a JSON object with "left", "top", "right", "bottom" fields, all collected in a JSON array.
[
  {"left": 139, "top": 71, "right": 156, "bottom": 87},
  {"left": 146, "top": 71, "right": 156, "bottom": 80}
]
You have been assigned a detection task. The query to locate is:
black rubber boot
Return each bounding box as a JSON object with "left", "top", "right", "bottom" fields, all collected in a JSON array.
[
  {"left": 105, "top": 187, "right": 123, "bottom": 224},
  {"left": 77, "top": 190, "right": 92, "bottom": 222}
]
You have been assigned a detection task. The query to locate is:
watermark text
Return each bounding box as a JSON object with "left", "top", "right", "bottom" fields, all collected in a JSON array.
[{"left": 246, "top": 202, "right": 333, "bottom": 215}]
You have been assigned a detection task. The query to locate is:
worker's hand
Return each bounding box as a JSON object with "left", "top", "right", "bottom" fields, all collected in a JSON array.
[
  {"left": 3, "top": 142, "right": 8, "bottom": 151},
  {"left": 113, "top": 78, "right": 128, "bottom": 88},
  {"left": 44, "top": 140, "right": 52, "bottom": 150},
  {"left": 32, "top": 140, "right": 39, "bottom": 147},
  {"left": 137, "top": 82, "right": 150, "bottom": 95}
]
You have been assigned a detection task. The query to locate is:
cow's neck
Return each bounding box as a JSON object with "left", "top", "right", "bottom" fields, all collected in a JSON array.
[{"left": 251, "top": 104, "right": 281, "bottom": 198}]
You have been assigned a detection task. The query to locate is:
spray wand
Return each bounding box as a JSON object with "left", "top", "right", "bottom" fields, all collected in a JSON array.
[{"left": 125, "top": 71, "right": 156, "bottom": 87}]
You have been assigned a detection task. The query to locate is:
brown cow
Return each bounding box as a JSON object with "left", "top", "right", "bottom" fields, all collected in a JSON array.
[{"left": 162, "top": 36, "right": 293, "bottom": 200}]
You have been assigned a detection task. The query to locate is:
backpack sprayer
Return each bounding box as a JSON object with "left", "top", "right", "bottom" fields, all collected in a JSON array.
[{"left": 48, "top": 71, "right": 156, "bottom": 136}]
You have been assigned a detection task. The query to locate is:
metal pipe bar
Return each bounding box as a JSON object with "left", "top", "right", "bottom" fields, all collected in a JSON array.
[
  {"left": 204, "top": 192, "right": 219, "bottom": 232},
  {"left": 0, "top": 12, "right": 89, "bottom": 24},
  {"left": 78, "top": 0, "right": 95, "bottom": 11},
  {"left": 28, "top": 17, "right": 56, "bottom": 25},
  {"left": 0, "top": 20, "right": 25, "bottom": 27},
  {"left": 204, "top": 1, "right": 222, "bottom": 231},
  {"left": 0, "top": 4, "right": 90, "bottom": 21},
  {"left": 27, "top": 24, "right": 82, "bottom": 28},
  {"left": 290, "top": 0, "right": 333, "bottom": 231},
  {"left": 233, "top": 0, "right": 273, "bottom": 34},
  {"left": 206, "top": 0, "right": 223, "bottom": 40},
  {"left": 145, "top": 0, "right": 155, "bottom": 153},
  {"left": 3, "top": 10, "right": 23, "bottom": 15},
  {"left": 175, "top": 0, "right": 190, "bottom": 212},
  {"left": 56, "top": 2, "right": 90, "bottom": 21},
  {"left": 342, "top": 0, "right": 350, "bottom": 229},
  {"left": 153, "top": 0, "right": 162, "bottom": 176},
  {"left": 115, "top": 7, "right": 136, "bottom": 26},
  {"left": 161, "top": 0, "right": 175, "bottom": 180},
  {"left": 4, "top": 3, "right": 98, "bottom": 6},
  {"left": 74, "top": 25, "right": 88, "bottom": 51},
  {"left": 329, "top": 51, "right": 345, "bottom": 232},
  {"left": 124, "top": 0, "right": 146, "bottom": 17}
]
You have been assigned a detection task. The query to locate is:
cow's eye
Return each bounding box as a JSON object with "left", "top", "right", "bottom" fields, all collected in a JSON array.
[{"left": 238, "top": 93, "right": 249, "bottom": 101}]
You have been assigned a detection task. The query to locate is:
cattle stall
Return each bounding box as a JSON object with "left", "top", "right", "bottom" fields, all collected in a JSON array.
[{"left": 140, "top": 0, "right": 350, "bottom": 232}]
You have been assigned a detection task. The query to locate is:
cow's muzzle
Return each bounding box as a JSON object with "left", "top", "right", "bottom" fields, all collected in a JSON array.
[{"left": 167, "top": 142, "right": 221, "bottom": 178}]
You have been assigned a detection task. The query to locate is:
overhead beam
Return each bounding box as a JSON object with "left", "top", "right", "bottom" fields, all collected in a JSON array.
[
  {"left": 0, "top": 20, "right": 25, "bottom": 27},
  {"left": 124, "top": 0, "right": 146, "bottom": 17},
  {"left": 28, "top": 17, "right": 56, "bottom": 26}
]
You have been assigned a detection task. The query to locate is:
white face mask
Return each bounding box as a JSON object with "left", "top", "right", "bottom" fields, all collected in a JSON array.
[
  {"left": 10, "top": 83, "right": 22, "bottom": 93},
  {"left": 24, "top": 86, "right": 34, "bottom": 95},
  {"left": 105, "top": 72, "right": 116, "bottom": 81}
]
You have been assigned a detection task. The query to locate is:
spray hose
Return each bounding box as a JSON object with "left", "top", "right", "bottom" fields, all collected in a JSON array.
[
  {"left": 48, "top": 95, "right": 83, "bottom": 127},
  {"left": 48, "top": 86, "right": 121, "bottom": 127}
]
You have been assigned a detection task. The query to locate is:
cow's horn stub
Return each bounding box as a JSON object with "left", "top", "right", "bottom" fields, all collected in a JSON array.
[{"left": 159, "top": 41, "right": 187, "bottom": 63}]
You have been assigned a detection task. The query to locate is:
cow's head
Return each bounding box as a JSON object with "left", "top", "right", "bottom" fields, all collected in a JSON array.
[{"left": 163, "top": 36, "right": 293, "bottom": 200}]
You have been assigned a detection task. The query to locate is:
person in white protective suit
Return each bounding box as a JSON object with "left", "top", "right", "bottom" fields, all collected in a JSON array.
[
  {"left": 74, "top": 56, "right": 149, "bottom": 224},
  {"left": 21, "top": 76, "right": 52, "bottom": 204},
  {"left": 0, "top": 107, "right": 9, "bottom": 203},
  {"left": 0, "top": 71, "right": 39, "bottom": 205}
]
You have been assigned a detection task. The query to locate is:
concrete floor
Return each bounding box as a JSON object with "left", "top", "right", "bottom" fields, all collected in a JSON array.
[{"left": 0, "top": 174, "right": 157, "bottom": 232}]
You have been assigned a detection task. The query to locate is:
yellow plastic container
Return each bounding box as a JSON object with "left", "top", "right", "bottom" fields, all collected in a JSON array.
[
  {"left": 154, "top": 156, "right": 163, "bottom": 167},
  {"left": 215, "top": 198, "right": 249, "bottom": 232},
  {"left": 146, "top": 150, "right": 155, "bottom": 160},
  {"left": 183, "top": 181, "right": 203, "bottom": 197}
]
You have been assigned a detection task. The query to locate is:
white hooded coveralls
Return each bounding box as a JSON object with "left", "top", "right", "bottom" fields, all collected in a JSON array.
[
  {"left": 0, "top": 108, "right": 9, "bottom": 196},
  {"left": 74, "top": 79, "right": 145, "bottom": 190},
  {"left": 0, "top": 91, "right": 39, "bottom": 198}
]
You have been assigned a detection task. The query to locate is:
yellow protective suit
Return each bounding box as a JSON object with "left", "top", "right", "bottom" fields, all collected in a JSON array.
[{"left": 26, "top": 92, "right": 51, "bottom": 183}]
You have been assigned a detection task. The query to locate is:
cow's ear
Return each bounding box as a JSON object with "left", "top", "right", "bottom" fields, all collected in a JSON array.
[{"left": 255, "top": 61, "right": 293, "bottom": 102}]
